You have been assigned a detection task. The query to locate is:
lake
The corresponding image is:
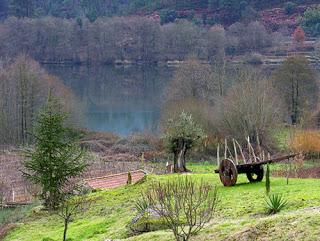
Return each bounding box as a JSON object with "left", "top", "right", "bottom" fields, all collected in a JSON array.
[{"left": 45, "top": 65, "right": 174, "bottom": 136}]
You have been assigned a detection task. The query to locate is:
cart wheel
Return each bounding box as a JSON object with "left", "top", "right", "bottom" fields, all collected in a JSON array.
[
  {"left": 219, "top": 159, "right": 238, "bottom": 186},
  {"left": 246, "top": 165, "right": 264, "bottom": 183}
]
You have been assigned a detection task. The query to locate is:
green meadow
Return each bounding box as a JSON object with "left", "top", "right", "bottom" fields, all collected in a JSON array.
[{"left": 4, "top": 163, "right": 320, "bottom": 241}]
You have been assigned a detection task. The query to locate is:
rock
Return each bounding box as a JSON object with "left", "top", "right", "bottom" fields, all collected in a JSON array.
[{"left": 128, "top": 207, "right": 168, "bottom": 234}]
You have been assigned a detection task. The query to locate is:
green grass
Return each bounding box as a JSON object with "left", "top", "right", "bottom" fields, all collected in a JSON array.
[{"left": 3, "top": 163, "right": 320, "bottom": 241}]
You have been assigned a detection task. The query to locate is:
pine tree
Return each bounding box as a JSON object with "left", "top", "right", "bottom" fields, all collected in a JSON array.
[{"left": 23, "top": 94, "right": 87, "bottom": 210}]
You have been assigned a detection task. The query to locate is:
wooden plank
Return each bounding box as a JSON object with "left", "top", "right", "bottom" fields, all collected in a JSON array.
[{"left": 237, "top": 154, "right": 298, "bottom": 167}]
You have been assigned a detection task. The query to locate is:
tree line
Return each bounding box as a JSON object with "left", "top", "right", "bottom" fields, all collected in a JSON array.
[
  {"left": 163, "top": 55, "right": 319, "bottom": 150},
  {"left": 1, "top": 0, "right": 319, "bottom": 22},
  {"left": 0, "top": 16, "right": 275, "bottom": 64},
  {"left": 0, "top": 54, "right": 81, "bottom": 145}
]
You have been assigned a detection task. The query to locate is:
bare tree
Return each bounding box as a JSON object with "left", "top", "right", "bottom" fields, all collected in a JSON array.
[
  {"left": 272, "top": 56, "right": 318, "bottom": 125},
  {"left": 0, "top": 54, "right": 81, "bottom": 145},
  {"left": 215, "top": 67, "right": 282, "bottom": 147},
  {"left": 57, "top": 194, "right": 90, "bottom": 241},
  {"left": 141, "top": 177, "right": 218, "bottom": 241},
  {"left": 166, "top": 57, "right": 217, "bottom": 104}
]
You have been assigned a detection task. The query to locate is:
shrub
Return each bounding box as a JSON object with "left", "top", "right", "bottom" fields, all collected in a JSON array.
[
  {"left": 300, "top": 7, "right": 320, "bottom": 37},
  {"left": 284, "top": 2, "right": 297, "bottom": 15},
  {"left": 289, "top": 130, "right": 320, "bottom": 159},
  {"left": 135, "top": 198, "right": 149, "bottom": 213},
  {"left": 0, "top": 204, "right": 36, "bottom": 225},
  {"left": 265, "top": 194, "right": 287, "bottom": 215},
  {"left": 160, "top": 10, "right": 177, "bottom": 24},
  {"left": 141, "top": 177, "right": 218, "bottom": 241},
  {"left": 244, "top": 52, "right": 263, "bottom": 65}
]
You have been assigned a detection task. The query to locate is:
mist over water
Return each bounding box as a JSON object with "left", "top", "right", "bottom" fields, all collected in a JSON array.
[{"left": 45, "top": 65, "right": 173, "bottom": 135}]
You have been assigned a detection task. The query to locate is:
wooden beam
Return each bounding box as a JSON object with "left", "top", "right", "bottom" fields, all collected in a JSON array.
[{"left": 233, "top": 138, "right": 238, "bottom": 165}]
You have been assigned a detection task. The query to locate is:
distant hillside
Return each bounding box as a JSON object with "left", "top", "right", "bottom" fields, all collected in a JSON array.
[{"left": 1, "top": 0, "right": 319, "bottom": 25}]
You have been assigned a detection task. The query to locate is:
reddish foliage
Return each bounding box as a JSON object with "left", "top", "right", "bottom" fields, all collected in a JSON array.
[
  {"left": 259, "top": 6, "right": 307, "bottom": 32},
  {"left": 293, "top": 27, "right": 305, "bottom": 48}
]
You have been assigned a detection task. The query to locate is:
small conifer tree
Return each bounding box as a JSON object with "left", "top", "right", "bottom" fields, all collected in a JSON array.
[
  {"left": 265, "top": 164, "right": 270, "bottom": 195},
  {"left": 23, "top": 94, "right": 87, "bottom": 210}
]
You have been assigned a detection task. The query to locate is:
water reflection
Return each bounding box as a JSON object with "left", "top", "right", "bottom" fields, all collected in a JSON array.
[{"left": 45, "top": 65, "right": 173, "bottom": 135}]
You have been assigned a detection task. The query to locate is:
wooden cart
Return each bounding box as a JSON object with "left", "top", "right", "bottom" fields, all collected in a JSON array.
[{"left": 214, "top": 138, "right": 298, "bottom": 186}]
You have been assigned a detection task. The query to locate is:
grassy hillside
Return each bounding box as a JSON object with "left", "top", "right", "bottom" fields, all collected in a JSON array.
[{"left": 4, "top": 163, "right": 320, "bottom": 241}]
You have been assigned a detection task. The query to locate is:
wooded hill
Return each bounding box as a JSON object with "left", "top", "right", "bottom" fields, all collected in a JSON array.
[{"left": 1, "top": 0, "right": 319, "bottom": 24}]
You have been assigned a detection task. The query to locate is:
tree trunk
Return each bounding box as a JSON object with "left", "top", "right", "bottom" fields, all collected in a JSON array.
[
  {"left": 173, "top": 140, "right": 187, "bottom": 173},
  {"left": 63, "top": 218, "right": 69, "bottom": 241}
]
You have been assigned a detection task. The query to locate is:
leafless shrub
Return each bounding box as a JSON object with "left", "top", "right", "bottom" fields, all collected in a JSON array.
[{"left": 141, "top": 176, "right": 218, "bottom": 241}]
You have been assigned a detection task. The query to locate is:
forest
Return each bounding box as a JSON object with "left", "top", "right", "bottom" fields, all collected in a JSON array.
[
  {"left": 1, "top": 0, "right": 319, "bottom": 21},
  {"left": 0, "top": 17, "right": 276, "bottom": 64}
]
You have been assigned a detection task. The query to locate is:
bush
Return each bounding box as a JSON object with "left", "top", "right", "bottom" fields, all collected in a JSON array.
[
  {"left": 135, "top": 197, "right": 149, "bottom": 213},
  {"left": 284, "top": 2, "right": 297, "bottom": 15},
  {"left": 244, "top": 52, "right": 263, "bottom": 65},
  {"left": 300, "top": 7, "right": 320, "bottom": 37},
  {"left": 265, "top": 194, "right": 287, "bottom": 215},
  {"left": 141, "top": 176, "right": 218, "bottom": 241},
  {"left": 0, "top": 204, "right": 36, "bottom": 225},
  {"left": 160, "top": 10, "right": 177, "bottom": 24},
  {"left": 289, "top": 130, "right": 320, "bottom": 159}
]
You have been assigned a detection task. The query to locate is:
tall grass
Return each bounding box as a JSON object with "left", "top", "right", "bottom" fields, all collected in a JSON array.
[
  {"left": 0, "top": 204, "right": 35, "bottom": 226},
  {"left": 289, "top": 130, "right": 320, "bottom": 159}
]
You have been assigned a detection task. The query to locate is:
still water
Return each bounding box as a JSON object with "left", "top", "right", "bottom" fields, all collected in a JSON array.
[{"left": 45, "top": 65, "right": 173, "bottom": 136}]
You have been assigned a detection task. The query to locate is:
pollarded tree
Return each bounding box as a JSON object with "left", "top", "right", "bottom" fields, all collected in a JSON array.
[
  {"left": 272, "top": 56, "right": 318, "bottom": 125},
  {"left": 164, "top": 112, "right": 205, "bottom": 173},
  {"left": 23, "top": 94, "right": 87, "bottom": 210}
]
